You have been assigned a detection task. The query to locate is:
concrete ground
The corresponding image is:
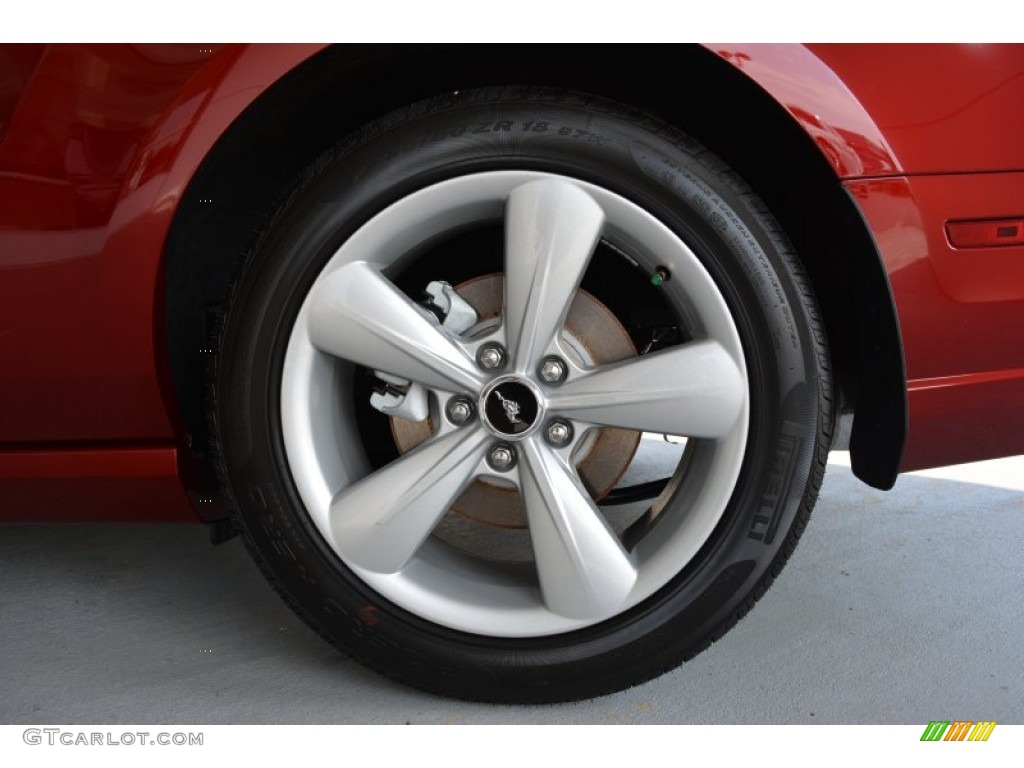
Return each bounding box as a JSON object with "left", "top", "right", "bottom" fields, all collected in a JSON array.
[{"left": 1, "top": 451, "right": 1022, "bottom": 724}]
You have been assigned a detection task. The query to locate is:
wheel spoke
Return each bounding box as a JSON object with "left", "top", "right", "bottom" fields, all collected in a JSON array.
[
  {"left": 504, "top": 179, "right": 604, "bottom": 373},
  {"left": 519, "top": 438, "right": 637, "bottom": 619},
  {"left": 548, "top": 340, "right": 746, "bottom": 439},
  {"left": 307, "top": 261, "right": 483, "bottom": 394},
  {"left": 328, "top": 427, "right": 490, "bottom": 574}
]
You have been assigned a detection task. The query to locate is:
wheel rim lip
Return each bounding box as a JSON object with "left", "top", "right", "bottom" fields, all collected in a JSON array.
[{"left": 280, "top": 170, "right": 750, "bottom": 637}]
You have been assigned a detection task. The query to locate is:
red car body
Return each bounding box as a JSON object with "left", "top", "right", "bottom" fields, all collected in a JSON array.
[{"left": 1, "top": 43, "right": 1022, "bottom": 523}]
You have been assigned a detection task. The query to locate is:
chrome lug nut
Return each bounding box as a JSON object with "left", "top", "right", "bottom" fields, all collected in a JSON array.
[
  {"left": 487, "top": 443, "right": 517, "bottom": 472},
  {"left": 539, "top": 356, "right": 567, "bottom": 384},
  {"left": 446, "top": 397, "right": 474, "bottom": 425},
  {"left": 545, "top": 419, "right": 573, "bottom": 447},
  {"left": 477, "top": 343, "right": 506, "bottom": 371}
]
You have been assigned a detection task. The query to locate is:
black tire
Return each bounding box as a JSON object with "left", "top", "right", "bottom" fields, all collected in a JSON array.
[{"left": 211, "top": 88, "right": 832, "bottom": 703}]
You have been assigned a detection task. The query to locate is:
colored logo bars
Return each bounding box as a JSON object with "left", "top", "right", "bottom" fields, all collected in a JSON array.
[{"left": 920, "top": 721, "right": 997, "bottom": 742}]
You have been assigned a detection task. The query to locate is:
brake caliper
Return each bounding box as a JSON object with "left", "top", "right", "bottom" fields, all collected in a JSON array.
[{"left": 368, "top": 281, "right": 477, "bottom": 421}]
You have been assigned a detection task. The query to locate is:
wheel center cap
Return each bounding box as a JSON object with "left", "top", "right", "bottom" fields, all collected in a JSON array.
[{"left": 481, "top": 377, "right": 542, "bottom": 438}]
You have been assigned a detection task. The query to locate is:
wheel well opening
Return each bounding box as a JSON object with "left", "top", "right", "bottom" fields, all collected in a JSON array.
[{"left": 164, "top": 44, "right": 904, "bottom": 500}]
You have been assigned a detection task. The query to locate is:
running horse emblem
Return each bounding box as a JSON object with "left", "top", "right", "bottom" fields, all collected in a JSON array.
[{"left": 494, "top": 391, "right": 522, "bottom": 424}]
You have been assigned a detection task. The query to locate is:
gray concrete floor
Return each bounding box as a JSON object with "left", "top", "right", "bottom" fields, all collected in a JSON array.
[{"left": 1, "top": 453, "right": 1022, "bottom": 724}]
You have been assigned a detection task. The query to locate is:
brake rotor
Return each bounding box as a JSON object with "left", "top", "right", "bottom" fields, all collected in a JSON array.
[{"left": 390, "top": 273, "right": 641, "bottom": 529}]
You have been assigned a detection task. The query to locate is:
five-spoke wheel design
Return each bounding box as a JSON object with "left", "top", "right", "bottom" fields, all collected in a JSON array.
[{"left": 281, "top": 172, "right": 749, "bottom": 636}]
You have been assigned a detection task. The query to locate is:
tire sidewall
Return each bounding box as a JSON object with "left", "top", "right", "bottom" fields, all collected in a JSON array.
[{"left": 216, "top": 90, "right": 826, "bottom": 701}]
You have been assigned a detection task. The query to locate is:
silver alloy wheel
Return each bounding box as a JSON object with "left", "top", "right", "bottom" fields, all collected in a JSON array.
[{"left": 280, "top": 171, "right": 749, "bottom": 637}]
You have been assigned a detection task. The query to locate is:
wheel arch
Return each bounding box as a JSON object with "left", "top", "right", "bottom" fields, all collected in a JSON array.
[{"left": 164, "top": 43, "right": 905, "bottom": 500}]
